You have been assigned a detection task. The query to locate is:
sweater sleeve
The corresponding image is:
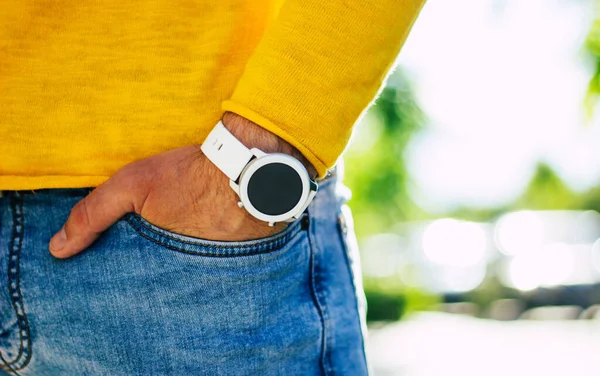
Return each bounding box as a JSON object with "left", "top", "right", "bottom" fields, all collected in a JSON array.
[{"left": 222, "top": 0, "right": 425, "bottom": 177}]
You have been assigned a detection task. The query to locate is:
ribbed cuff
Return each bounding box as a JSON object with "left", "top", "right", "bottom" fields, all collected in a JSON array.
[{"left": 222, "top": 100, "right": 329, "bottom": 178}]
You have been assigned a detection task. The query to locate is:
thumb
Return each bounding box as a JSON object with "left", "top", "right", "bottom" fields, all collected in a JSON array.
[{"left": 49, "top": 176, "right": 137, "bottom": 258}]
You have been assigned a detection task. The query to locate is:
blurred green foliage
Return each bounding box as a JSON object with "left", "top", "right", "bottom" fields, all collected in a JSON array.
[
  {"left": 363, "top": 276, "right": 439, "bottom": 321},
  {"left": 344, "top": 72, "right": 424, "bottom": 238},
  {"left": 347, "top": 69, "right": 600, "bottom": 321},
  {"left": 514, "top": 163, "right": 578, "bottom": 210},
  {"left": 345, "top": 72, "right": 598, "bottom": 238},
  {"left": 585, "top": 7, "right": 600, "bottom": 118},
  {"left": 348, "top": 10, "right": 600, "bottom": 321}
]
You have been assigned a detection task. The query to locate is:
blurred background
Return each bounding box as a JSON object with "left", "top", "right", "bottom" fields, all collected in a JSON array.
[{"left": 347, "top": 0, "right": 600, "bottom": 374}]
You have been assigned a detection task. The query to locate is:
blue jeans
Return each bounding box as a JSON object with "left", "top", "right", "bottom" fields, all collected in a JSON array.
[{"left": 0, "top": 177, "right": 368, "bottom": 375}]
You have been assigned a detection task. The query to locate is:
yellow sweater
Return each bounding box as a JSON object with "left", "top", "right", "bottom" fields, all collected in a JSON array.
[{"left": 0, "top": 0, "right": 424, "bottom": 189}]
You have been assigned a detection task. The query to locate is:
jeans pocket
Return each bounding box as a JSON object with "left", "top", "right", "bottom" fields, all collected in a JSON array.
[
  {"left": 12, "top": 207, "right": 323, "bottom": 375},
  {"left": 123, "top": 212, "right": 307, "bottom": 257}
]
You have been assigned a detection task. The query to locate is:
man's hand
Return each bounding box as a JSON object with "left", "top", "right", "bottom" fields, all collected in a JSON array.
[{"left": 49, "top": 113, "right": 315, "bottom": 259}]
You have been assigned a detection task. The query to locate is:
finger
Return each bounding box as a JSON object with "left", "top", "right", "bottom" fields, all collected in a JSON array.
[{"left": 49, "top": 175, "right": 137, "bottom": 258}]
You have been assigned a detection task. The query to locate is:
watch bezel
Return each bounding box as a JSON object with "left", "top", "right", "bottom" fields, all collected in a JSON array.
[{"left": 238, "top": 153, "right": 311, "bottom": 223}]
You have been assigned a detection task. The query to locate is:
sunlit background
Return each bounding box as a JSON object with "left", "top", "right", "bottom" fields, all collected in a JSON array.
[{"left": 346, "top": 0, "right": 600, "bottom": 374}]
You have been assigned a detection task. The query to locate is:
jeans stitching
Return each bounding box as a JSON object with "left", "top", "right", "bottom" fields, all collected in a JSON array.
[
  {"left": 126, "top": 213, "right": 301, "bottom": 249},
  {"left": 126, "top": 214, "right": 304, "bottom": 257},
  {"left": 0, "top": 192, "right": 32, "bottom": 373},
  {"left": 307, "top": 213, "right": 330, "bottom": 376},
  {"left": 336, "top": 211, "right": 369, "bottom": 374}
]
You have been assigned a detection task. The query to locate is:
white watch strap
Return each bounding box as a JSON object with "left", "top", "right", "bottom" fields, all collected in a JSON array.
[{"left": 201, "top": 121, "right": 254, "bottom": 181}]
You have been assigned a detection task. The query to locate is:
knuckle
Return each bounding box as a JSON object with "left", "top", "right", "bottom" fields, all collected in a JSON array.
[
  {"left": 115, "top": 163, "right": 150, "bottom": 191},
  {"left": 69, "top": 200, "right": 91, "bottom": 230}
]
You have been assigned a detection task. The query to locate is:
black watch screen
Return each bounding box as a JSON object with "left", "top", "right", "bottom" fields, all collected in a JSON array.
[{"left": 246, "top": 162, "right": 303, "bottom": 216}]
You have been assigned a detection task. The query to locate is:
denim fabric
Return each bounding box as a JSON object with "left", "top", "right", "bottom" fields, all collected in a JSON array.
[{"left": 0, "top": 178, "right": 367, "bottom": 375}]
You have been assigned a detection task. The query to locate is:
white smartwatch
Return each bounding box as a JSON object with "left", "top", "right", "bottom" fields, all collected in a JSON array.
[{"left": 201, "top": 121, "right": 318, "bottom": 226}]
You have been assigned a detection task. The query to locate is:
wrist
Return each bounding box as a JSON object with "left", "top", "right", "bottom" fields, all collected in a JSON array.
[{"left": 221, "top": 112, "right": 317, "bottom": 179}]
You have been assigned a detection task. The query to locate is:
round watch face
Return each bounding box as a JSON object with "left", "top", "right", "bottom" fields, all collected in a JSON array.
[
  {"left": 238, "top": 153, "right": 311, "bottom": 222},
  {"left": 247, "top": 162, "right": 303, "bottom": 216}
]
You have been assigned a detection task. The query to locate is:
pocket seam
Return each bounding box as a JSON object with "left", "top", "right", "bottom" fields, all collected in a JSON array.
[
  {"left": 0, "top": 192, "right": 32, "bottom": 373},
  {"left": 125, "top": 213, "right": 305, "bottom": 257},
  {"left": 336, "top": 208, "right": 369, "bottom": 373},
  {"left": 306, "top": 213, "right": 331, "bottom": 376}
]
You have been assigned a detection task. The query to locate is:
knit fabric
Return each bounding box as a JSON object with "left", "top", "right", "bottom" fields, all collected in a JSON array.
[{"left": 0, "top": 0, "right": 424, "bottom": 189}]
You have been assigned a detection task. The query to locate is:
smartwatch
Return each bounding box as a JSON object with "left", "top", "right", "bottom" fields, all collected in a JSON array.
[{"left": 201, "top": 121, "right": 318, "bottom": 226}]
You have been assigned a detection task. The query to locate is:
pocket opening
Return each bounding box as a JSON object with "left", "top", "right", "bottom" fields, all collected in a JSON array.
[{"left": 124, "top": 212, "right": 307, "bottom": 257}]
